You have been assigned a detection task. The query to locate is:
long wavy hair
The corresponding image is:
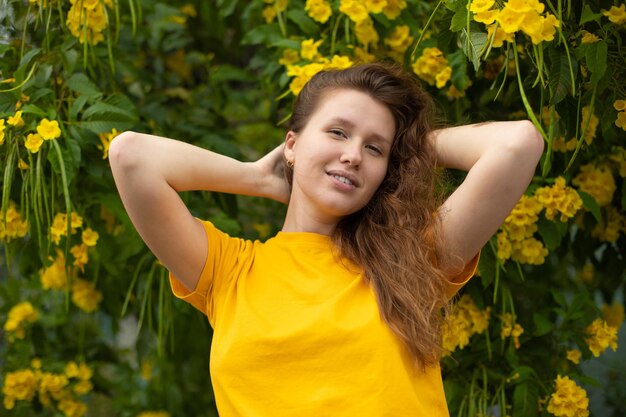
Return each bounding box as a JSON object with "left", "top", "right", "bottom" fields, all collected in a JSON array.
[{"left": 286, "top": 62, "right": 451, "bottom": 369}]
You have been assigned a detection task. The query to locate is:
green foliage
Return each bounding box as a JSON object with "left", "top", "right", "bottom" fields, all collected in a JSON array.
[{"left": 1, "top": 0, "right": 625, "bottom": 416}]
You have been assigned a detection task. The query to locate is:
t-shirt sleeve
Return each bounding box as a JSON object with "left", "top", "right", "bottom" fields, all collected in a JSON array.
[
  {"left": 444, "top": 252, "right": 480, "bottom": 300},
  {"left": 168, "top": 220, "right": 252, "bottom": 325}
]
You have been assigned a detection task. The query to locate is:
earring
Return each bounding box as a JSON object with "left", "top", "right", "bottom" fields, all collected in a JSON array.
[{"left": 287, "top": 160, "right": 294, "bottom": 168}]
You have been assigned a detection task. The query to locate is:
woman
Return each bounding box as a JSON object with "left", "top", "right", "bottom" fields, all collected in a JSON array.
[{"left": 110, "top": 63, "right": 544, "bottom": 416}]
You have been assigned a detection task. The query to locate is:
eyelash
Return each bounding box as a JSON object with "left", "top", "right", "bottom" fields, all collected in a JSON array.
[{"left": 329, "top": 129, "right": 383, "bottom": 155}]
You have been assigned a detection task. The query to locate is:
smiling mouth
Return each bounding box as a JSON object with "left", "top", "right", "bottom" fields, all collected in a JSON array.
[{"left": 331, "top": 174, "right": 354, "bottom": 186}]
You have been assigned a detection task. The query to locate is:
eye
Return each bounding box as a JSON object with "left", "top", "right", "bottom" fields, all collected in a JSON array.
[
  {"left": 365, "top": 144, "right": 383, "bottom": 155},
  {"left": 329, "top": 129, "right": 347, "bottom": 138}
]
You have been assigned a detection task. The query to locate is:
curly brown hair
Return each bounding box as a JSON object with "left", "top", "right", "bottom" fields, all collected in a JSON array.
[{"left": 286, "top": 62, "right": 451, "bottom": 369}]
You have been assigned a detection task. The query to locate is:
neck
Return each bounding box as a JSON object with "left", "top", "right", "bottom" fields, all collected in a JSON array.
[{"left": 282, "top": 203, "right": 339, "bottom": 236}]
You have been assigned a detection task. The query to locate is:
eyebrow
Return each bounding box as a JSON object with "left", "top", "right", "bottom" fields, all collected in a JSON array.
[{"left": 326, "top": 117, "right": 393, "bottom": 146}]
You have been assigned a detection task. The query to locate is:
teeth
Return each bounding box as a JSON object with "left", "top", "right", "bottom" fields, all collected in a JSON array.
[{"left": 332, "top": 175, "right": 353, "bottom": 186}]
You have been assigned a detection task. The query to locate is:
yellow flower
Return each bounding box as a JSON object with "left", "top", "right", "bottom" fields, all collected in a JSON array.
[
  {"left": 552, "top": 137, "right": 577, "bottom": 152},
  {"left": 18, "top": 158, "right": 29, "bottom": 170},
  {"left": 3, "top": 301, "right": 39, "bottom": 340},
  {"left": 339, "top": 0, "right": 369, "bottom": 23},
  {"left": 262, "top": 6, "right": 276, "bottom": 23},
  {"left": 511, "top": 323, "right": 524, "bottom": 348},
  {"left": 57, "top": 397, "right": 88, "bottom": 417},
  {"left": 0, "top": 118, "right": 6, "bottom": 145},
  {"left": 39, "top": 372, "right": 69, "bottom": 403},
  {"left": 31, "top": 358, "right": 42, "bottom": 369},
  {"left": 446, "top": 85, "right": 466, "bottom": 100},
  {"left": 580, "top": 106, "right": 598, "bottom": 144},
  {"left": 82, "top": 228, "right": 99, "bottom": 246},
  {"left": 25, "top": 132, "right": 44, "bottom": 153},
  {"left": 279, "top": 49, "right": 299, "bottom": 66},
  {"left": 72, "top": 278, "right": 103, "bottom": 313},
  {"left": 614, "top": 99, "right": 626, "bottom": 111},
  {"left": 384, "top": 25, "right": 413, "bottom": 54},
  {"left": 327, "top": 55, "right": 353, "bottom": 70},
  {"left": 71, "top": 243, "right": 89, "bottom": 269},
  {"left": 566, "top": 349, "right": 581, "bottom": 364},
  {"left": 602, "top": 4, "right": 626, "bottom": 25},
  {"left": 305, "top": 0, "right": 332, "bottom": 24},
  {"left": 382, "top": 0, "right": 406, "bottom": 20},
  {"left": 412, "top": 47, "right": 451, "bottom": 88},
  {"left": 355, "top": 16, "right": 379, "bottom": 47},
  {"left": 66, "top": 0, "right": 109, "bottom": 45},
  {"left": 573, "top": 164, "right": 616, "bottom": 207},
  {"left": 2, "top": 369, "right": 38, "bottom": 410},
  {"left": 547, "top": 375, "right": 589, "bottom": 417},
  {"left": 497, "top": 6, "right": 525, "bottom": 33},
  {"left": 137, "top": 412, "right": 171, "bottom": 417},
  {"left": 180, "top": 4, "right": 197, "bottom": 17},
  {"left": 364, "top": 0, "right": 387, "bottom": 14},
  {"left": 496, "top": 231, "right": 512, "bottom": 261},
  {"left": 36, "top": 118, "right": 61, "bottom": 140},
  {"left": 7, "top": 110, "right": 24, "bottom": 127},
  {"left": 511, "top": 237, "right": 548, "bottom": 265},
  {"left": 140, "top": 359, "right": 153, "bottom": 381},
  {"left": 585, "top": 319, "right": 618, "bottom": 357},
  {"left": 354, "top": 46, "right": 376, "bottom": 63},
  {"left": 591, "top": 206, "right": 625, "bottom": 243},
  {"left": 0, "top": 202, "right": 29, "bottom": 242},
  {"left": 505, "top": 195, "right": 543, "bottom": 227},
  {"left": 40, "top": 251, "right": 68, "bottom": 290},
  {"left": 442, "top": 295, "right": 491, "bottom": 354},
  {"left": 487, "top": 24, "right": 514, "bottom": 47},
  {"left": 580, "top": 30, "right": 600, "bottom": 44},
  {"left": 579, "top": 263, "right": 594, "bottom": 284},
  {"left": 616, "top": 111, "right": 626, "bottom": 131},
  {"left": 98, "top": 128, "right": 119, "bottom": 159},
  {"left": 534, "top": 177, "right": 583, "bottom": 222},
  {"left": 469, "top": 0, "right": 495, "bottom": 13},
  {"left": 602, "top": 302, "right": 624, "bottom": 329},
  {"left": 435, "top": 66, "right": 452, "bottom": 88},
  {"left": 300, "top": 38, "right": 323, "bottom": 61}
]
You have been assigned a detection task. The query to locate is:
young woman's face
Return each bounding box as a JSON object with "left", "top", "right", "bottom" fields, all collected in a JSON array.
[{"left": 284, "top": 88, "right": 396, "bottom": 226}]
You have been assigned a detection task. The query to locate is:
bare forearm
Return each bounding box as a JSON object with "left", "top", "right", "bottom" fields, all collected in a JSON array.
[
  {"left": 109, "top": 131, "right": 263, "bottom": 196},
  {"left": 431, "top": 120, "right": 544, "bottom": 172}
]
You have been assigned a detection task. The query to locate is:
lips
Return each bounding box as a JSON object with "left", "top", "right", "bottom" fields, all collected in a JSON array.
[{"left": 326, "top": 169, "right": 360, "bottom": 187}]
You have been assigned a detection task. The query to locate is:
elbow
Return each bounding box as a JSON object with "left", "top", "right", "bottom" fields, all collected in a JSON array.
[
  {"left": 509, "top": 120, "right": 545, "bottom": 163},
  {"left": 109, "top": 131, "right": 142, "bottom": 171}
]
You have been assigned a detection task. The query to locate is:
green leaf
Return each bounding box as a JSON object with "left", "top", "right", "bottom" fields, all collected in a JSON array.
[
  {"left": 450, "top": 9, "right": 467, "bottom": 32},
  {"left": 512, "top": 382, "right": 538, "bottom": 417},
  {"left": 19, "top": 103, "right": 48, "bottom": 117},
  {"left": 287, "top": 10, "right": 318, "bottom": 36},
  {"left": 580, "top": 5, "right": 601, "bottom": 25},
  {"left": 548, "top": 48, "right": 575, "bottom": 105},
  {"left": 533, "top": 313, "right": 553, "bottom": 336},
  {"left": 577, "top": 190, "right": 601, "bottom": 223},
  {"left": 241, "top": 24, "right": 283, "bottom": 46},
  {"left": 537, "top": 217, "right": 563, "bottom": 251},
  {"left": 459, "top": 30, "right": 488, "bottom": 71},
  {"left": 585, "top": 40, "right": 607, "bottom": 84},
  {"left": 67, "top": 73, "right": 102, "bottom": 99}
]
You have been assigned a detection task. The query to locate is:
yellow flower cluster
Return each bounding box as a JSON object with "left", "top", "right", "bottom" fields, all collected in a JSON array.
[
  {"left": 412, "top": 47, "right": 452, "bottom": 89},
  {"left": 3, "top": 301, "right": 38, "bottom": 341},
  {"left": 2, "top": 361, "right": 93, "bottom": 415},
  {"left": 498, "top": 195, "right": 548, "bottom": 265},
  {"left": 591, "top": 206, "right": 626, "bottom": 243},
  {"left": 602, "top": 302, "right": 624, "bottom": 329},
  {"left": 500, "top": 313, "right": 524, "bottom": 348},
  {"left": 71, "top": 278, "right": 103, "bottom": 313},
  {"left": 602, "top": 4, "right": 626, "bottom": 25},
  {"left": 286, "top": 55, "right": 353, "bottom": 95},
  {"left": 580, "top": 106, "right": 598, "bottom": 145},
  {"left": 614, "top": 99, "right": 626, "bottom": 131},
  {"left": 552, "top": 136, "right": 577, "bottom": 153},
  {"left": 609, "top": 147, "right": 626, "bottom": 177},
  {"left": 66, "top": 0, "right": 112, "bottom": 45},
  {"left": 546, "top": 375, "right": 589, "bottom": 417},
  {"left": 566, "top": 349, "right": 581, "bottom": 364},
  {"left": 137, "top": 412, "right": 171, "bottom": 417},
  {"left": 384, "top": 25, "right": 413, "bottom": 62},
  {"left": 585, "top": 318, "right": 618, "bottom": 357},
  {"left": 50, "top": 211, "right": 83, "bottom": 245},
  {"left": 534, "top": 177, "right": 583, "bottom": 222},
  {"left": 40, "top": 251, "right": 69, "bottom": 290},
  {"left": 470, "top": 0, "right": 560, "bottom": 45},
  {"left": 572, "top": 164, "right": 616, "bottom": 207},
  {"left": 442, "top": 295, "right": 491, "bottom": 354},
  {"left": 580, "top": 30, "right": 600, "bottom": 44},
  {"left": 305, "top": 0, "right": 332, "bottom": 24},
  {"left": 98, "top": 128, "right": 119, "bottom": 159},
  {"left": 262, "top": 0, "right": 288, "bottom": 23},
  {"left": 339, "top": 0, "right": 406, "bottom": 23},
  {"left": 0, "top": 201, "right": 29, "bottom": 241}
]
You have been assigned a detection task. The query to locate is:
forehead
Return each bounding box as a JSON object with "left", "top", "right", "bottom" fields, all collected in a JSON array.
[{"left": 308, "top": 89, "right": 396, "bottom": 143}]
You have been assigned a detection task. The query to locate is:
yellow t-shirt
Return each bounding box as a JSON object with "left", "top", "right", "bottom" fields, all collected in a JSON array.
[{"left": 170, "top": 220, "right": 478, "bottom": 417}]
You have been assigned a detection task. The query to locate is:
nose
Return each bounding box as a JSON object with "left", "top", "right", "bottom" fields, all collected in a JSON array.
[{"left": 340, "top": 141, "right": 362, "bottom": 167}]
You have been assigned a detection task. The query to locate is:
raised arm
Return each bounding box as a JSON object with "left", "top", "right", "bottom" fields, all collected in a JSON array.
[
  {"left": 109, "top": 132, "right": 288, "bottom": 291},
  {"left": 432, "top": 120, "right": 544, "bottom": 274}
]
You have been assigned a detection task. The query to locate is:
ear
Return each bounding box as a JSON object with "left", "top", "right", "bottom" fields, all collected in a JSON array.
[{"left": 284, "top": 130, "right": 297, "bottom": 163}]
